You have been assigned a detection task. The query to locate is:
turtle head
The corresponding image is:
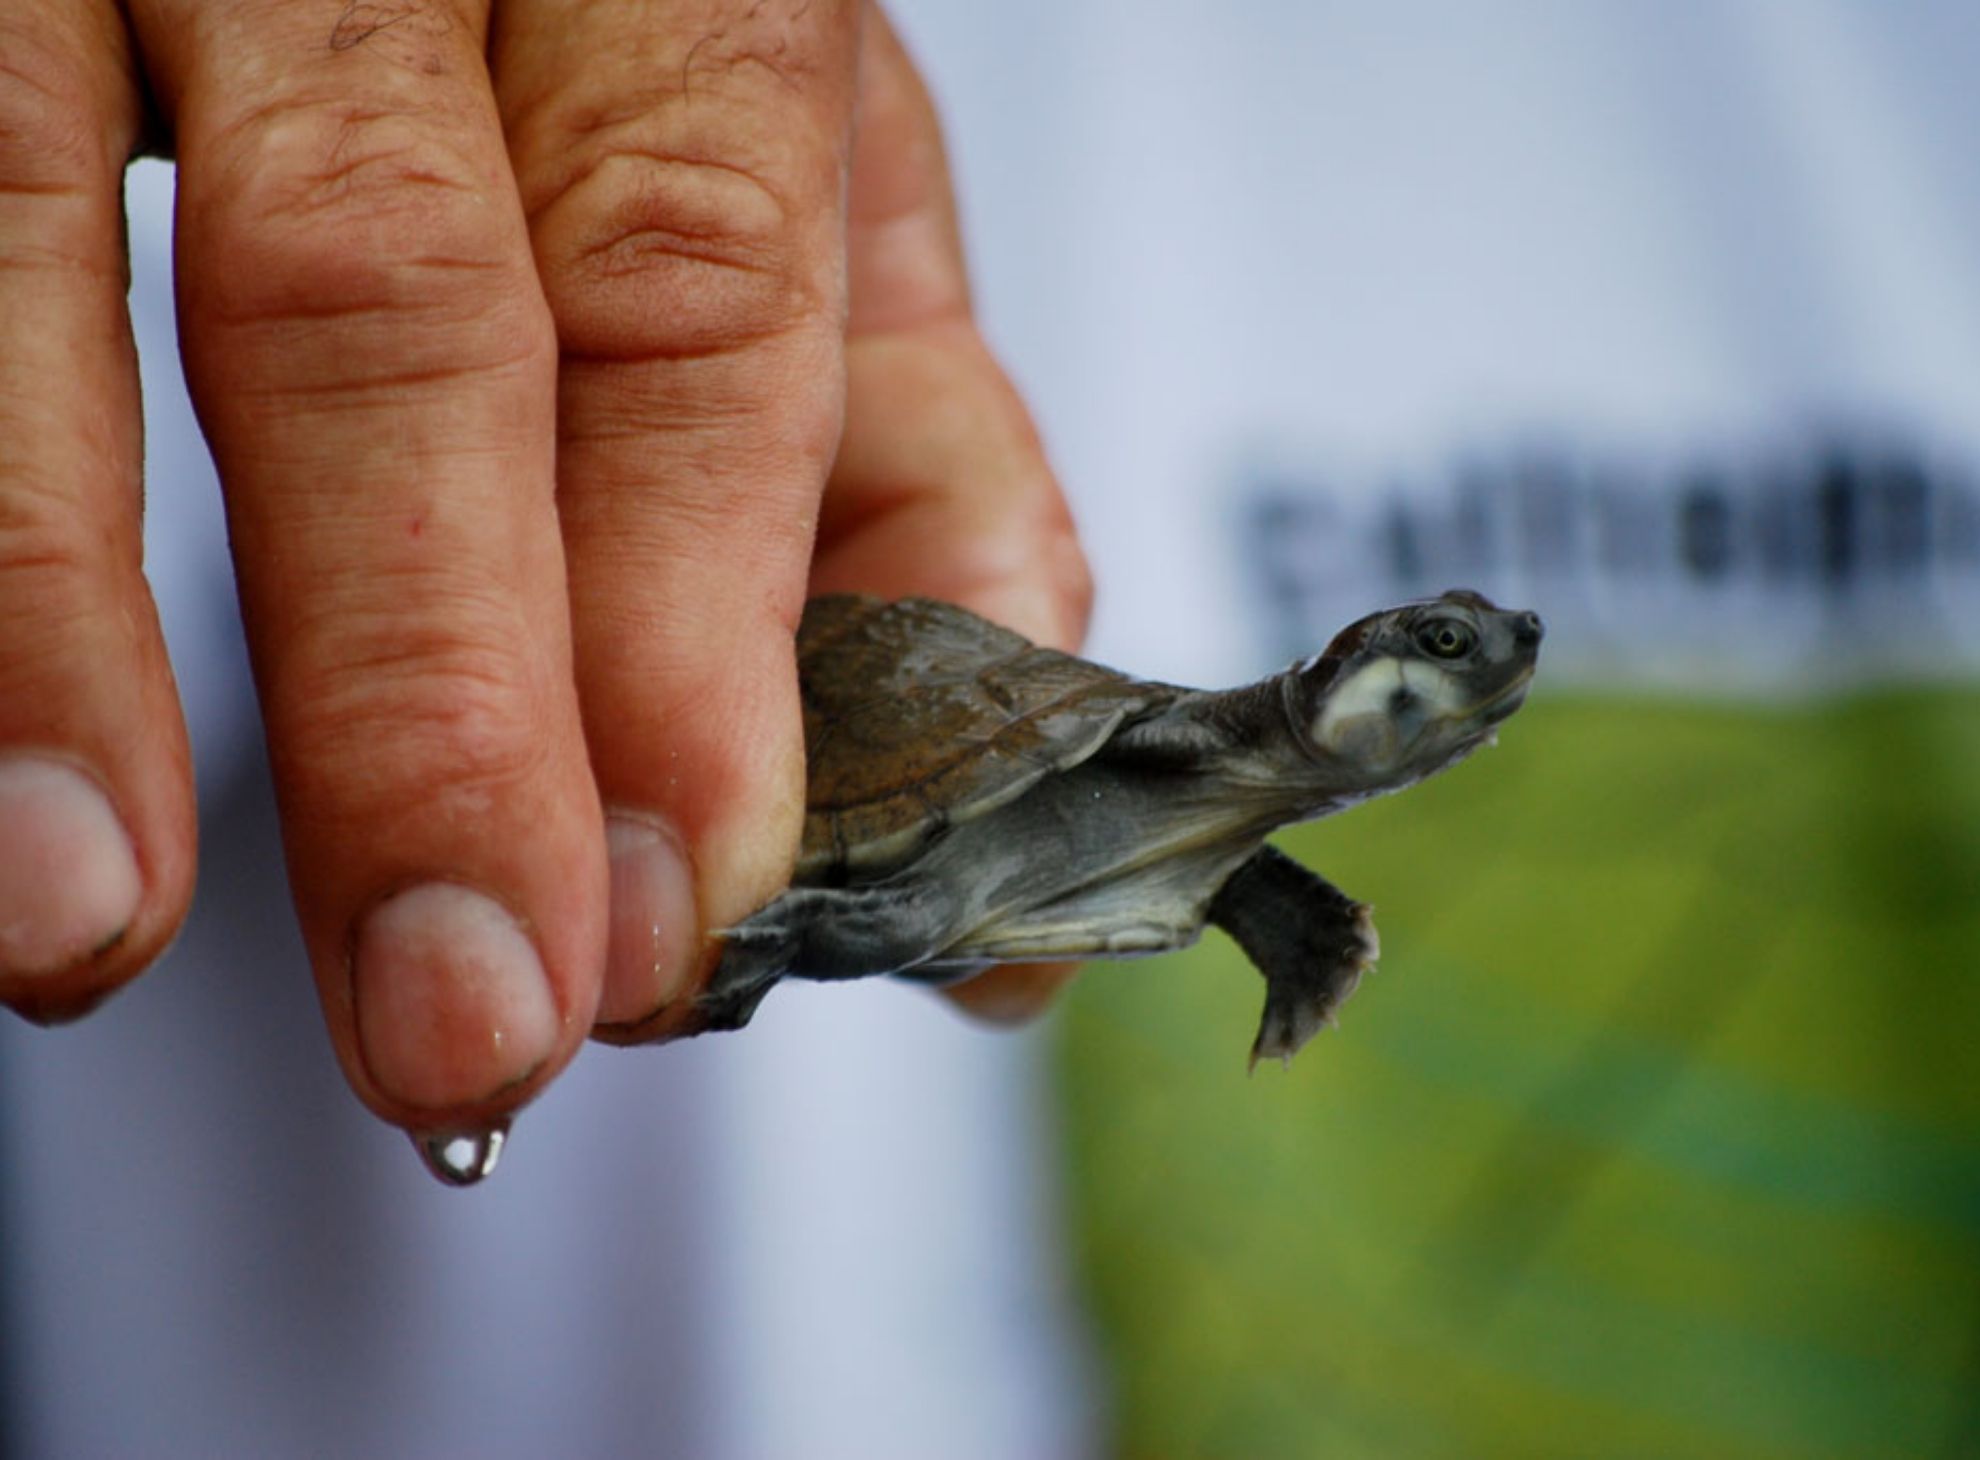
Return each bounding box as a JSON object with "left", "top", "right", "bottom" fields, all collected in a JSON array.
[{"left": 1285, "top": 589, "right": 1542, "bottom": 787}]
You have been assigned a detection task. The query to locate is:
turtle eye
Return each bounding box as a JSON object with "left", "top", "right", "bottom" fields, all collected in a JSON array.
[{"left": 1416, "top": 619, "right": 1475, "bottom": 660}]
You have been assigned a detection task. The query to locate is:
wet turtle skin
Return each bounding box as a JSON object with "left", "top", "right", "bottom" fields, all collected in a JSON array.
[{"left": 699, "top": 589, "right": 1543, "bottom": 1065}]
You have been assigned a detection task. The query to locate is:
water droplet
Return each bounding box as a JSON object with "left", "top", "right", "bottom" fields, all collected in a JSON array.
[{"left": 412, "top": 1121, "right": 510, "bottom": 1187}]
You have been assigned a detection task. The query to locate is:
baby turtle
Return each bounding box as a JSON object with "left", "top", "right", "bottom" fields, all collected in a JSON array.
[{"left": 701, "top": 589, "right": 1542, "bottom": 1065}]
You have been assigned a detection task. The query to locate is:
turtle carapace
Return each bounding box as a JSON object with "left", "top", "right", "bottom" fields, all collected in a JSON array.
[{"left": 698, "top": 589, "right": 1542, "bottom": 1065}]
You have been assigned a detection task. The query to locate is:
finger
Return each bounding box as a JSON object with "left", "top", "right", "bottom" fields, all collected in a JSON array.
[
  {"left": 812, "top": 6, "right": 1090, "bottom": 647},
  {"left": 135, "top": 0, "right": 606, "bottom": 1131},
  {"left": 0, "top": 0, "right": 196, "bottom": 1023},
  {"left": 813, "top": 5, "right": 1091, "bottom": 1024},
  {"left": 493, "top": 0, "right": 860, "bottom": 1036},
  {"left": 942, "top": 961, "right": 1081, "bottom": 1026}
]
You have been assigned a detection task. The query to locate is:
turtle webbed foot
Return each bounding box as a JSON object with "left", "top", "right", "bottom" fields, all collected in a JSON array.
[
  {"left": 1248, "top": 904, "right": 1379, "bottom": 1070},
  {"left": 1206, "top": 846, "right": 1380, "bottom": 1070}
]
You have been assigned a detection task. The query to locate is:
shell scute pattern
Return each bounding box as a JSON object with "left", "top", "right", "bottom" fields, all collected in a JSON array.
[{"left": 793, "top": 597, "right": 1174, "bottom": 879}]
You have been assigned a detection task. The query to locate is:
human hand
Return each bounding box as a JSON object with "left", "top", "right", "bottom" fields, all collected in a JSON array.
[{"left": 0, "top": 0, "right": 1088, "bottom": 1174}]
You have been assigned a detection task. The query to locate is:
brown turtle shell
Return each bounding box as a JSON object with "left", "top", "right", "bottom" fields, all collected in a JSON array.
[{"left": 794, "top": 595, "right": 1178, "bottom": 881}]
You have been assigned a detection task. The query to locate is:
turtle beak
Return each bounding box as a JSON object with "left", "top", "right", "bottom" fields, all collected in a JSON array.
[{"left": 1480, "top": 665, "right": 1536, "bottom": 724}]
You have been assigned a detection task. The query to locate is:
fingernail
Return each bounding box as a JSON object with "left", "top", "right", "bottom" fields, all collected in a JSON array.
[
  {"left": 0, "top": 757, "right": 142, "bottom": 979},
  {"left": 351, "top": 883, "right": 559, "bottom": 1112},
  {"left": 597, "top": 814, "right": 697, "bottom": 1027},
  {"left": 411, "top": 1120, "right": 510, "bottom": 1188}
]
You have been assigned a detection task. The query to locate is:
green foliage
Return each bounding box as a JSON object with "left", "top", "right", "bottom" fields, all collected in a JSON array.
[{"left": 1057, "top": 689, "right": 1980, "bottom": 1460}]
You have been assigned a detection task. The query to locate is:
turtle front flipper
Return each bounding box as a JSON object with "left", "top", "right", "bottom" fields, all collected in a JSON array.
[
  {"left": 1206, "top": 847, "right": 1379, "bottom": 1069},
  {"left": 698, "top": 881, "right": 968, "bottom": 1031},
  {"left": 697, "top": 923, "right": 799, "bottom": 1032}
]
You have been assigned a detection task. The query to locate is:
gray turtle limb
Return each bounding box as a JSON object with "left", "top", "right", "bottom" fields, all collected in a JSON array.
[
  {"left": 1206, "top": 846, "right": 1379, "bottom": 1069},
  {"left": 697, "top": 882, "right": 963, "bottom": 1031}
]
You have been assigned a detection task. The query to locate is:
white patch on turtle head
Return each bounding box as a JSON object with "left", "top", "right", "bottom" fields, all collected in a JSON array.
[
  {"left": 1399, "top": 659, "right": 1466, "bottom": 717},
  {"left": 1311, "top": 656, "right": 1474, "bottom": 773},
  {"left": 1313, "top": 657, "right": 1405, "bottom": 764}
]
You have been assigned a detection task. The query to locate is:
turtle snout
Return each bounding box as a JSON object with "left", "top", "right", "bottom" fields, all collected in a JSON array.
[{"left": 1511, "top": 611, "right": 1544, "bottom": 648}]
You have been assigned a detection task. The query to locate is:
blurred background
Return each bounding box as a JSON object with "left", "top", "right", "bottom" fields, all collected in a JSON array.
[{"left": 5, "top": 3, "right": 1978, "bottom": 1457}]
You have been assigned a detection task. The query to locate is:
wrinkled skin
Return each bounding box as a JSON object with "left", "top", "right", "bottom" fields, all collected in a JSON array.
[{"left": 0, "top": 2, "right": 1091, "bottom": 1175}]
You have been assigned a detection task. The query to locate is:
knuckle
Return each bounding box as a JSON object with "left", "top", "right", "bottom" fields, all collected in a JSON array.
[
  {"left": 526, "top": 123, "right": 844, "bottom": 362},
  {"left": 0, "top": 475, "right": 118, "bottom": 598},
  {"left": 185, "top": 98, "right": 539, "bottom": 340},
  {"left": 274, "top": 611, "right": 555, "bottom": 807},
  {"left": 1054, "top": 532, "right": 1097, "bottom": 645},
  {"left": 0, "top": 30, "right": 115, "bottom": 189},
  {"left": 0, "top": 478, "right": 132, "bottom": 699}
]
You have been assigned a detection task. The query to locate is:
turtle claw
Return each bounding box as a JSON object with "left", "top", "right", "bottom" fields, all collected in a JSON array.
[
  {"left": 711, "top": 919, "right": 791, "bottom": 948},
  {"left": 1248, "top": 1001, "right": 1327, "bottom": 1073},
  {"left": 695, "top": 922, "right": 798, "bottom": 1032}
]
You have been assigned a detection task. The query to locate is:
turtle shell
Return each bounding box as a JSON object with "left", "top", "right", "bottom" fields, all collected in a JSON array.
[{"left": 793, "top": 595, "right": 1176, "bottom": 881}]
